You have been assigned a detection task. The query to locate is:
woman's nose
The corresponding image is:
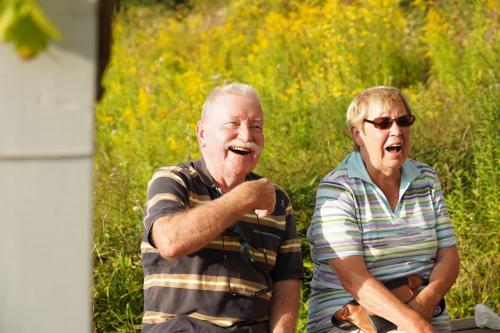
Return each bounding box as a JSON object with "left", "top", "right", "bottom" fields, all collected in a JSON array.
[{"left": 389, "top": 119, "right": 403, "bottom": 135}]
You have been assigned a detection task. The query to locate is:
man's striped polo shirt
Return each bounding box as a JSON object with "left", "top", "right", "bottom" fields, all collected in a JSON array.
[{"left": 141, "top": 158, "right": 304, "bottom": 332}]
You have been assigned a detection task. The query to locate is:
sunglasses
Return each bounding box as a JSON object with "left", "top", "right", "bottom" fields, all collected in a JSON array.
[
  {"left": 231, "top": 224, "right": 260, "bottom": 264},
  {"left": 363, "top": 115, "right": 416, "bottom": 129},
  {"left": 225, "top": 243, "right": 272, "bottom": 299},
  {"left": 222, "top": 218, "right": 272, "bottom": 299}
]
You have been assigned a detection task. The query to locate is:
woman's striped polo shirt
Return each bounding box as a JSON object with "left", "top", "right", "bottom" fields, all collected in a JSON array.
[{"left": 307, "top": 151, "right": 457, "bottom": 333}]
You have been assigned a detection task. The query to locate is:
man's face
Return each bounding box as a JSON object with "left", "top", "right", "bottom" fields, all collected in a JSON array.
[{"left": 197, "top": 94, "right": 264, "bottom": 183}]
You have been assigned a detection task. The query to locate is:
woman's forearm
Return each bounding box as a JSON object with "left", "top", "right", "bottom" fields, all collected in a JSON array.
[
  {"left": 329, "top": 257, "right": 436, "bottom": 333},
  {"left": 408, "top": 246, "right": 460, "bottom": 319}
]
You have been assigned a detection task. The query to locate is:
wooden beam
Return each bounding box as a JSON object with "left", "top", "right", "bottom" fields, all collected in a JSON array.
[{"left": 451, "top": 317, "right": 495, "bottom": 332}]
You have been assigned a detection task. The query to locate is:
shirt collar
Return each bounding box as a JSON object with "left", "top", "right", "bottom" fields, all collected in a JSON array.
[
  {"left": 192, "top": 158, "right": 259, "bottom": 191},
  {"left": 192, "top": 158, "right": 218, "bottom": 189},
  {"left": 347, "top": 151, "right": 420, "bottom": 187}
]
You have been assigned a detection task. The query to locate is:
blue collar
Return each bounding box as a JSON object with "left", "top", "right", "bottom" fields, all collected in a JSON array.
[{"left": 346, "top": 151, "right": 420, "bottom": 190}]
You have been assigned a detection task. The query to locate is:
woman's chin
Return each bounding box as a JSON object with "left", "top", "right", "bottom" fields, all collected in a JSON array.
[{"left": 383, "top": 159, "right": 406, "bottom": 172}]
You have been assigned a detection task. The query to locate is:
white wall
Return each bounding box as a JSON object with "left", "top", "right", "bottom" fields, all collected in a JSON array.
[{"left": 0, "top": 0, "right": 95, "bottom": 332}]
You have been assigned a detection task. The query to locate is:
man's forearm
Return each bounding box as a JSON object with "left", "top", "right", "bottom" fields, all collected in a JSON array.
[
  {"left": 152, "top": 186, "right": 253, "bottom": 258},
  {"left": 269, "top": 279, "right": 301, "bottom": 333},
  {"left": 152, "top": 178, "right": 276, "bottom": 259}
]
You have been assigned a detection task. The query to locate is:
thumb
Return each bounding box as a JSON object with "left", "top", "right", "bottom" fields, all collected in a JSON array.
[{"left": 255, "top": 209, "right": 271, "bottom": 217}]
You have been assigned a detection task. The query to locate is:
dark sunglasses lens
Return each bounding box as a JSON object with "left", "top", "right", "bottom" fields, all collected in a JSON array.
[
  {"left": 372, "top": 117, "right": 392, "bottom": 129},
  {"left": 241, "top": 243, "right": 255, "bottom": 263},
  {"left": 396, "top": 115, "right": 415, "bottom": 127},
  {"left": 372, "top": 115, "right": 415, "bottom": 128}
]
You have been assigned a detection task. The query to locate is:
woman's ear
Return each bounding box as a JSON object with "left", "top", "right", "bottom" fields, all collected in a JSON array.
[{"left": 350, "top": 126, "right": 363, "bottom": 148}]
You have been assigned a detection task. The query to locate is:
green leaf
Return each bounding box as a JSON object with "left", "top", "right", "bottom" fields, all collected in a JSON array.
[
  {"left": 0, "top": 0, "right": 61, "bottom": 59},
  {"left": 0, "top": 3, "right": 17, "bottom": 39}
]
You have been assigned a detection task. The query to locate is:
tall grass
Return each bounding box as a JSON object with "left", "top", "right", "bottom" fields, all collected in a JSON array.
[{"left": 93, "top": 0, "right": 499, "bottom": 331}]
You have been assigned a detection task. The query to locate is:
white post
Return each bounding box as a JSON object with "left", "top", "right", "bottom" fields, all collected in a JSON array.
[{"left": 0, "top": 0, "right": 95, "bottom": 332}]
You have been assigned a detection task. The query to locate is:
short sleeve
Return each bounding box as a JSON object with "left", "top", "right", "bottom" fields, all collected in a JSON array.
[
  {"left": 142, "top": 166, "right": 190, "bottom": 247},
  {"left": 270, "top": 191, "right": 305, "bottom": 281},
  {"left": 431, "top": 176, "right": 457, "bottom": 249},
  {"left": 307, "top": 177, "right": 363, "bottom": 263}
]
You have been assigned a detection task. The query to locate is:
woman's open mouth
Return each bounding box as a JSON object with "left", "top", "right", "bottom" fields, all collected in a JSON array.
[{"left": 385, "top": 144, "right": 402, "bottom": 153}]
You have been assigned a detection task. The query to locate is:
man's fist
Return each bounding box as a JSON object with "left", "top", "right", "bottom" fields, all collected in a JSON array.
[{"left": 238, "top": 178, "right": 276, "bottom": 217}]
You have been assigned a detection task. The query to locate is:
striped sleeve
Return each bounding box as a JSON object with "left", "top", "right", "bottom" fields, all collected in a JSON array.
[
  {"left": 142, "top": 166, "right": 189, "bottom": 247},
  {"left": 308, "top": 175, "right": 362, "bottom": 262},
  {"left": 271, "top": 189, "right": 305, "bottom": 281},
  {"left": 431, "top": 175, "right": 457, "bottom": 249}
]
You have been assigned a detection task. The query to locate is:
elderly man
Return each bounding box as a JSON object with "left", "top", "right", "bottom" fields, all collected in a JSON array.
[{"left": 141, "top": 83, "right": 304, "bottom": 333}]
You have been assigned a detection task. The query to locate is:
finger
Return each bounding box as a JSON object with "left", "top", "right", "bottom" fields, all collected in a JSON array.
[
  {"left": 255, "top": 209, "right": 272, "bottom": 217},
  {"left": 257, "top": 177, "right": 269, "bottom": 184}
]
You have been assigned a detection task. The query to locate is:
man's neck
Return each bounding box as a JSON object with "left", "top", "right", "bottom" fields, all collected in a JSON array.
[
  {"left": 202, "top": 157, "right": 249, "bottom": 192},
  {"left": 215, "top": 173, "right": 247, "bottom": 193}
]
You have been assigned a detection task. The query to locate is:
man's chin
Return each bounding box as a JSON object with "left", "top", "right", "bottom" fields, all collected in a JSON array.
[{"left": 226, "top": 158, "right": 258, "bottom": 175}]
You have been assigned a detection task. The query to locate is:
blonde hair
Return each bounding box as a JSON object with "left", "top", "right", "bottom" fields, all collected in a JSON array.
[
  {"left": 346, "top": 86, "right": 412, "bottom": 151},
  {"left": 346, "top": 86, "right": 412, "bottom": 129}
]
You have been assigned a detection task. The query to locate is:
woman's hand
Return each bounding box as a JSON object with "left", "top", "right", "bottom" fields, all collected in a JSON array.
[
  {"left": 407, "top": 246, "right": 460, "bottom": 321},
  {"left": 407, "top": 293, "right": 435, "bottom": 321},
  {"left": 329, "top": 256, "right": 435, "bottom": 333}
]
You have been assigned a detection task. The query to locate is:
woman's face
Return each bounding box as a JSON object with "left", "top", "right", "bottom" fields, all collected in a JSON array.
[{"left": 351, "top": 100, "right": 412, "bottom": 178}]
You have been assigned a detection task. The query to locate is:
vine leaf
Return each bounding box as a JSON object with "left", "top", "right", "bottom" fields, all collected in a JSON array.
[{"left": 0, "top": 0, "right": 61, "bottom": 59}]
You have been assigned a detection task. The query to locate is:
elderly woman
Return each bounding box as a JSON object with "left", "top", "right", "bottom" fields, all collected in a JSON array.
[{"left": 307, "top": 86, "right": 460, "bottom": 333}]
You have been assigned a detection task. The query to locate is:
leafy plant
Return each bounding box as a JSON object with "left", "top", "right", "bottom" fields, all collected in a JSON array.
[
  {"left": 93, "top": 1, "right": 499, "bottom": 331},
  {"left": 0, "top": 0, "right": 61, "bottom": 59}
]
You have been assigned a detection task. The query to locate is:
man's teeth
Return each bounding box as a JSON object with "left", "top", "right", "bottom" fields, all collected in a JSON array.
[{"left": 229, "top": 147, "right": 251, "bottom": 155}]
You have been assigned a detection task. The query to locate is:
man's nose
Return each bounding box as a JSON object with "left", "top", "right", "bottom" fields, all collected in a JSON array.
[{"left": 237, "top": 125, "right": 252, "bottom": 141}]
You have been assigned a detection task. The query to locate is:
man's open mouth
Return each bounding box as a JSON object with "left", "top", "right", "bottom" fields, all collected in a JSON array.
[
  {"left": 385, "top": 144, "right": 402, "bottom": 153},
  {"left": 228, "top": 146, "right": 252, "bottom": 156},
  {"left": 224, "top": 140, "right": 261, "bottom": 156}
]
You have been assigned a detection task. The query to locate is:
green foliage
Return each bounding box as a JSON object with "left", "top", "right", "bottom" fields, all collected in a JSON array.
[
  {"left": 94, "top": 0, "right": 499, "bottom": 331},
  {"left": 0, "top": 0, "right": 61, "bottom": 59}
]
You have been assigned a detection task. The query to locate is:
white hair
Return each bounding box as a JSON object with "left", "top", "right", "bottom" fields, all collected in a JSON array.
[{"left": 201, "top": 83, "right": 262, "bottom": 120}]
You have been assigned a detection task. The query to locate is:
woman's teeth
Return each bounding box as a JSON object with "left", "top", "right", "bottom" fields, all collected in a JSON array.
[{"left": 386, "top": 144, "right": 402, "bottom": 152}]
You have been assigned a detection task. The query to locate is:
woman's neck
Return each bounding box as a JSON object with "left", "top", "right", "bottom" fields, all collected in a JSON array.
[{"left": 364, "top": 160, "right": 401, "bottom": 212}]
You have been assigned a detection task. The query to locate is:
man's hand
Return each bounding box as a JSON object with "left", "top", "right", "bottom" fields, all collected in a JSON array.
[
  {"left": 239, "top": 178, "right": 276, "bottom": 217},
  {"left": 153, "top": 177, "right": 277, "bottom": 259}
]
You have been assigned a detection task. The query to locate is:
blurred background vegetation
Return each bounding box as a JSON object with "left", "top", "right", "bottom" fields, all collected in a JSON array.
[{"left": 93, "top": 0, "right": 499, "bottom": 331}]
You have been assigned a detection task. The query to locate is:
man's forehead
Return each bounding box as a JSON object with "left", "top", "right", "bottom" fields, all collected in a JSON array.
[{"left": 204, "top": 93, "right": 263, "bottom": 119}]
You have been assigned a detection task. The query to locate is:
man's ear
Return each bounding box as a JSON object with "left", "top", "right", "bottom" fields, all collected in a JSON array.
[
  {"left": 196, "top": 121, "right": 206, "bottom": 147},
  {"left": 350, "top": 126, "right": 363, "bottom": 148}
]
